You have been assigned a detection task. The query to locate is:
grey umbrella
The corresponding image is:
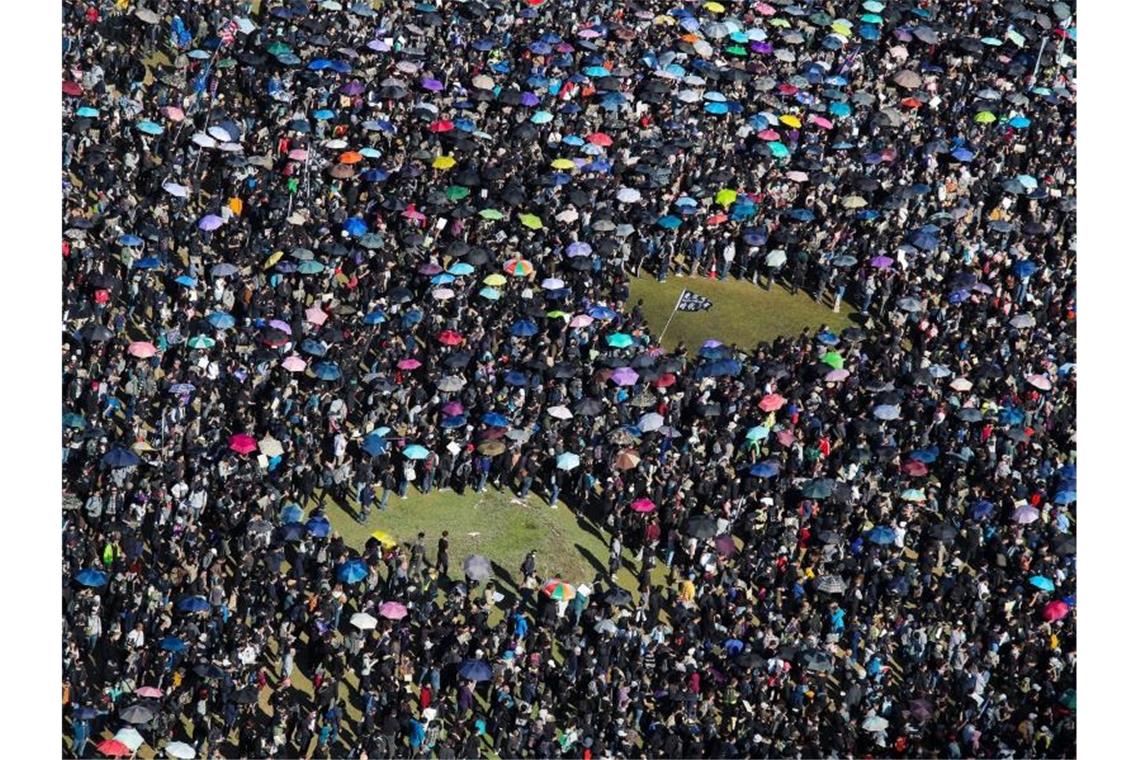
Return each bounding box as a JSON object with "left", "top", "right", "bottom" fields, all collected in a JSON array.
[
  {"left": 816, "top": 575, "right": 847, "bottom": 594},
  {"left": 463, "top": 554, "right": 492, "bottom": 582},
  {"left": 120, "top": 703, "right": 157, "bottom": 724}
]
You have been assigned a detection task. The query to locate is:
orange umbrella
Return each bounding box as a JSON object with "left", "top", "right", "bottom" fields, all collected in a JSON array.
[{"left": 339, "top": 151, "right": 364, "bottom": 164}]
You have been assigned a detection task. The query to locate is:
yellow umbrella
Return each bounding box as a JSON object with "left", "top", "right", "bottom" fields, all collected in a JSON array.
[
  {"left": 779, "top": 114, "right": 803, "bottom": 128},
  {"left": 704, "top": 1, "right": 726, "bottom": 12},
  {"left": 653, "top": 14, "right": 676, "bottom": 25},
  {"left": 371, "top": 530, "right": 397, "bottom": 549},
  {"left": 483, "top": 273, "right": 507, "bottom": 286},
  {"left": 432, "top": 155, "right": 457, "bottom": 170},
  {"left": 263, "top": 250, "right": 284, "bottom": 269},
  {"left": 550, "top": 158, "right": 575, "bottom": 170},
  {"left": 518, "top": 212, "right": 544, "bottom": 229},
  {"left": 831, "top": 21, "right": 853, "bottom": 35},
  {"left": 546, "top": 310, "right": 570, "bottom": 319},
  {"left": 715, "top": 188, "right": 738, "bottom": 208},
  {"left": 770, "top": 18, "right": 791, "bottom": 28},
  {"left": 974, "top": 111, "right": 996, "bottom": 124}
]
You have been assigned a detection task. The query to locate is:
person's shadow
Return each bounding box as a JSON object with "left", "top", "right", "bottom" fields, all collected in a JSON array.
[{"left": 575, "top": 543, "right": 608, "bottom": 577}]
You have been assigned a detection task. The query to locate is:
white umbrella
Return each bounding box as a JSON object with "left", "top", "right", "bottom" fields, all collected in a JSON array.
[
  {"left": 162, "top": 182, "right": 189, "bottom": 198},
  {"left": 350, "top": 612, "right": 378, "bottom": 630},
  {"left": 616, "top": 187, "right": 642, "bottom": 203},
  {"left": 949, "top": 377, "right": 973, "bottom": 392},
  {"left": 1026, "top": 373, "right": 1052, "bottom": 391},
  {"left": 638, "top": 412, "right": 664, "bottom": 432},
  {"left": 258, "top": 436, "right": 284, "bottom": 458},
  {"left": 547, "top": 405, "right": 572, "bottom": 420},
  {"left": 555, "top": 208, "right": 579, "bottom": 223},
  {"left": 135, "top": 8, "right": 160, "bottom": 24},
  {"left": 472, "top": 74, "right": 495, "bottom": 90},
  {"left": 115, "top": 727, "right": 145, "bottom": 752},
  {"left": 165, "top": 741, "right": 197, "bottom": 759},
  {"left": 191, "top": 133, "right": 217, "bottom": 148},
  {"left": 862, "top": 715, "right": 889, "bottom": 732},
  {"left": 765, "top": 250, "right": 787, "bottom": 267}
]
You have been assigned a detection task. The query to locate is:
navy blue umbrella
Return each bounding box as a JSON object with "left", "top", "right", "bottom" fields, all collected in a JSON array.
[
  {"left": 504, "top": 371, "right": 528, "bottom": 386},
  {"left": 159, "top": 636, "right": 188, "bottom": 653},
  {"left": 177, "top": 596, "right": 211, "bottom": 613},
  {"left": 73, "top": 706, "right": 100, "bottom": 720},
  {"left": 102, "top": 447, "right": 140, "bottom": 468},
  {"left": 457, "top": 659, "right": 493, "bottom": 682},
  {"left": 1012, "top": 260, "right": 1038, "bottom": 279},
  {"left": 300, "top": 339, "right": 328, "bottom": 356},
  {"left": 510, "top": 319, "right": 538, "bottom": 337},
  {"left": 440, "top": 414, "right": 467, "bottom": 429},
  {"left": 306, "top": 516, "right": 331, "bottom": 537},
  {"left": 281, "top": 523, "right": 305, "bottom": 542},
  {"left": 750, "top": 461, "right": 780, "bottom": 478},
  {"left": 971, "top": 500, "right": 995, "bottom": 520},
  {"left": 313, "top": 362, "right": 342, "bottom": 381},
  {"left": 362, "top": 433, "right": 389, "bottom": 455},
  {"left": 75, "top": 568, "right": 108, "bottom": 587}
]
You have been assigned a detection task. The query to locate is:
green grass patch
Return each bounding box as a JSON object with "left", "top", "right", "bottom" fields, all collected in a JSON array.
[{"left": 628, "top": 274, "right": 857, "bottom": 352}]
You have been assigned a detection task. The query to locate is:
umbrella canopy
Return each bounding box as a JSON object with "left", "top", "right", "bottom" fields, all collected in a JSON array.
[
  {"left": 463, "top": 554, "right": 492, "bottom": 581},
  {"left": 542, "top": 579, "right": 576, "bottom": 599},
  {"left": 457, "top": 659, "right": 493, "bottom": 682},
  {"left": 379, "top": 601, "right": 408, "bottom": 620},
  {"left": 350, "top": 612, "right": 378, "bottom": 630}
]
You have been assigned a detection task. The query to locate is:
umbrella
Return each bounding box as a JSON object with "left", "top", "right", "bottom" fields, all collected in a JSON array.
[
  {"left": 97, "top": 740, "right": 132, "bottom": 758},
  {"left": 75, "top": 568, "right": 109, "bottom": 587},
  {"left": 867, "top": 526, "right": 895, "bottom": 545},
  {"left": 102, "top": 447, "right": 141, "bottom": 468},
  {"left": 816, "top": 575, "right": 847, "bottom": 594},
  {"left": 862, "top": 715, "right": 889, "bottom": 732},
  {"left": 685, "top": 516, "right": 718, "bottom": 539},
  {"left": 403, "top": 445, "right": 430, "bottom": 459},
  {"left": 338, "top": 558, "right": 369, "bottom": 584},
  {"left": 595, "top": 619, "right": 618, "bottom": 635},
  {"left": 801, "top": 480, "right": 834, "bottom": 499},
  {"left": 1028, "top": 575, "right": 1056, "bottom": 592},
  {"left": 228, "top": 433, "right": 257, "bottom": 455},
  {"left": 631, "top": 498, "right": 656, "bottom": 513},
  {"left": 164, "top": 742, "right": 197, "bottom": 759},
  {"left": 604, "top": 587, "right": 633, "bottom": 607},
  {"left": 177, "top": 596, "right": 210, "bottom": 613},
  {"left": 159, "top": 637, "right": 187, "bottom": 653},
  {"left": 379, "top": 601, "right": 408, "bottom": 620},
  {"left": 542, "top": 579, "right": 576, "bottom": 599},
  {"left": 1043, "top": 600, "right": 1070, "bottom": 622},
  {"left": 556, "top": 452, "right": 581, "bottom": 470},
  {"left": 463, "top": 554, "right": 492, "bottom": 582},
  {"left": 350, "top": 612, "right": 378, "bottom": 630},
  {"left": 458, "top": 659, "right": 493, "bottom": 682},
  {"left": 119, "top": 703, "right": 157, "bottom": 724}
]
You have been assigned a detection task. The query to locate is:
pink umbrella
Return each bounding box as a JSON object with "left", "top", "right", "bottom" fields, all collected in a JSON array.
[
  {"left": 949, "top": 377, "right": 973, "bottom": 392},
  {"left": 288, "top": 149, "right": 309, "bottom": 161},
  {"left": 162, "top": 106, "right": 185, "bottom": 122},
  {"left": 305, "top": 306, "right": 328, "bottom": 325},
  {"left": 757, "top": 129, "right": 780, "bottom": 141},
  {"left": 809, "top": 115, "right": 834, "bottom": 130},
  {"left": 901, "top": 460, "right": 928, "bottom": 477},
  {"left": 281, "top": 355, "right": 307, "bottom": 372},
  {"left": 1026, "top": 373, "right": 1052, "bottom": 391},
  {"left": 759, "top": 394, "right": 786, "bottom": 412},
  {"left": 378, "top": 601, "right": 407, "bottom": 620},
  {"left": 136, "top": 686, "right": 164, "bottom": 698},
  {"left": 755, "top": 2, "right": 777, "bottom": 15},
  {"left": 824, "top": 368, "right": 849, "bottom": 383},
  {"left": 397, "top": 358, "right": 422, "bottom": 370},
  {"left": 776, "top": 429, "right": 796, "bottom": 447},
  {"left": 127, "top": 341, "right": 157, "bottom": 358},
  {"left": 1043, "top": 600, "right": 1070, "bottom": 622},
  {"left": 631, "top": 498, "right": 656, "bottom": 513},
  {"left": 229, "top": 434, "right": 257, "bottom": 455},
  {"left": 569, "top": 314, "right": 594, "bottom": 328},
  {"left": 714, "top": 534, "right": 738, "bottom": 556},
  {"left": 611, "top": 367, "right": 639, "bottom": 386},
  {"left": 441, "top": 402, "right": 464, "bottom": 416}
]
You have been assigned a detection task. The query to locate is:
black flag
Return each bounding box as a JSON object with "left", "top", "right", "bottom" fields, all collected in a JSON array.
[{"left": 677, "top": 289, "right": 713, "bottom": 312}]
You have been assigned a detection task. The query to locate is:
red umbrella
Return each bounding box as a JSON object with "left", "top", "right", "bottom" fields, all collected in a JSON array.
[
  {"left": 630, "top": 498, "right": 656, "bottom": 513},
  {"left": 759, "top": 394, "right": 786, "bottom": 412},
  {"left": 437, "top": 330, "right": 464, "bottom": 346},
  {"left": 229, "top": 433, "right": 257, "bottom": 455},
  {"left": 901, "top": 460, "right": 928, "bottom": 477},
  {"left": 428, "top": 119, "right": 454, "bottom": 133},
  {"left": 63, "top": 80, "right": 84, "bottom": 97},
  {"left": 97, "top": 739, "right": 132, "bottom": 758},
  {"left": 586, "top": 132, "right": 613, "bottom": 146},
  {"left": 1043, "top": 600, "right": 1070, "bottom": 622},
  {"left": 653, "top": 373, "right": 676, "bottom": 388}
]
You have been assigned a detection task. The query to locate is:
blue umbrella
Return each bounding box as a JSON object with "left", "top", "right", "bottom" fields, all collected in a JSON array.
[
  {"left": 1028, "top": 575, "right": 1055, "bottom": 592},
  {"left": 301, "top": 339, "right": 328, "bottom": 356},
  {"left": 784, "top": 208, "right": 815, "bottom": 222},
  {"left": 971, "top": 500, "right": 995, "bottom": 520},
  {"left": 657, "top": 215, "right": 682, "bottom": 229},
  {"left": 338, "top": 559, "right": 369, "bottom": 584},
  {"left": 298, "top": 260, "right": 325, "bottom": 274},
  {"left": 867, "top": 526, "right": 896, "bottom": 545},
  {"left": 313, "top": 108, "right": 336, "bottom": 120},
  {"left": 177, "top": 596, "right": 211, "bottom": 613},
  {"left": 403, "top": 444, "right": 430, "bottom": 459},
  {"left": 207, "top": 312, "right": 236, "bottom": 329},
  {"left": 750, "top": 462, "right": 780, "bottom": 478},
  {"left": 588, "top": 305, "right": 618, "bottom": 320},
  {"left": 363, "top": 310, "right": 387, "bottom": 325},
  {"left": 75, "top": 568, "right": 108, "bottom": 587},
  {"left": 344, "top": 217, "right": 368, "bottom": 236},
  {"left": 483, "top": 412, "right": 510, "bottom": 428},
  {"left": 1012, "top": 260, "right": 1038, "bottom": 279},
  {"left": 431, "top": 273, "right": 456, "bottom": 286},
  {"left": 73, "top": 706, "right": 100, "bottom": 720},
  {"left": 62, "top": 412, "right": 86, "bottom": 429},
  {"left": 174, "top": 275, "right": 198, "bottom": 288},
  {"left": 457, "top": 659, "right": 493, "bottom": 682},
  {"left": 951, "top": 147, "right": 975, "bottom": 162},
  {"left": 510, "top": 320, "right": 538, "bottom": 337},
  {"left": 362, "top": 434, "right": 389, "bottom": 456},
  {"left": 280, "top": 504, "right": 304, "bottom": 524},
  {"left": 556, "top": 452, "right": 581, "bottom": 470},
  {"left": 306, "top": 516, "right": 331, "bottom": 537},
  {"left": 159, "top": 637, "right": 188, "bottom": 653},
  {"left": 704, "top": 359, "right": 742, "bottom": 377},
  {"left": 102, "top": 447, "right": 141, "bottom": 468},
  {"left": 134, "top": 257, "right": 162, "bottom": 270},
  {"left": 907, "top": 448, "right": 938, "bottom": 464},
  {"left": 448, "top": 262, "right": 475, "bottom": 276},
  {"left": 1054, "top": 490, "right": 1077, "bottom": 505},
  {"left": 118, "top": 234, "right": 143, "bottom": 247},
  {"left": 281, "top": 524, "right": 305, "bottom": 542},
  {"left": 313, "top": 362, "right": 342, "bottom": 381},
  {"left": 440, "top": 415, "right": 467, "bottom": 429},
  {"left": 136, "top": 120, "right": 164, "bottom": 135},
  {"left": 504, "top": 371, "right": 528, "bottom": 386}
]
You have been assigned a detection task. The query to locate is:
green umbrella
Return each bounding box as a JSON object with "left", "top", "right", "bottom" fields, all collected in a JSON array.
[
  {"left": 518, "top": 212, "right": 544, "bottom": 229},
  {"left": 821, "top": 351, "right": 844, "bottom": 370},
  {"left": 187, "top": 335, "right": 216, "bottom": 350},
  {"left": 478, "top": 208, "right": 504, "bottom": 220},
  {"left": 715, "top": 188, "right": 738, "bottom": 207},
  {"left": 974, "top": 111, "right": 996, "bottom": 124},
  {"left": 216, "top": 58, "right": 237, "bottom": 70},
  {"left": 606, "top": 333, "right": 633, "bottom": 348},
  {"left": 266, "top": 40, "right": 292, "bottom": 56},
  {"left": 445, "top": 185, "right": 470, "bottom": 201}
]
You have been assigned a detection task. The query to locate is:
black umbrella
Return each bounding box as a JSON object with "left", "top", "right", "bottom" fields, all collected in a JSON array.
[
  {"left": 574, "top": 398, "right": 604, "bottom": 416},
  {"left": 685, "top": 516, "right": 718, "bottom": 539},
  {"left": 927, "top": 523, "right": 959, "bottom": 543},
  {"left": 230, "top": 686, "right": 260, "bottom": 704},
  {"left": 603, "top": 587, "right": 633, "bottom": 607}
]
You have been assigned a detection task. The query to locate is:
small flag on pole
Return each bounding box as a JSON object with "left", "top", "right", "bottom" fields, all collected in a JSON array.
[
  {"left": 677, "top": 290, "right": 713, "bottom": 312},
  {"left": 219, "top": 18, "right": 239, "bottom": 46}
]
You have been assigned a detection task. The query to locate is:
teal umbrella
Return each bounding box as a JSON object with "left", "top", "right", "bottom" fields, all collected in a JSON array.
[
  {"left": 606, "top": 332, "right": 634, "bottom": 348},
  {"left": 556, "top": 452, "right": 581, "bottom": 470},
  {"left": 187, "top": 335, "right": 216, "bottom": 349},
  {"left": 403, "top": 444, "right": 429, "bottom": 459}
]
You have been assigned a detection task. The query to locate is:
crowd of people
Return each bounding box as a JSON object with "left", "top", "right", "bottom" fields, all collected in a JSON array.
[{"left": 62, "top": 0, "right": 1077, "bottom": 757}]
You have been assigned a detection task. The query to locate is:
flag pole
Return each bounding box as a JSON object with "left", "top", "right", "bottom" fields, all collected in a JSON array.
[{"left": 659, "top": 290, "right": 685, "bottom": 343}]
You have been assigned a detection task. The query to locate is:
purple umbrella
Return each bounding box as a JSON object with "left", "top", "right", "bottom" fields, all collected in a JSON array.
[
  {"left": 341, "top": 81, "right": 365, "bottom": 96},
  {"left": 269, "top": 319, "right": 292, "bottom": 334},
  {"left": 870, "top": 256, "right": 894, "bottom": 269},
  {"left": 418, "top": 262, "right": 443, "bottom": 275},
  {"left": 611, "top": 367, "right": 639, "bottom": 386},
  {"left": 566, "top": 241, "right": 592, "bottom": 257},
  {"left": 198, "top": 214, "right": 224, "bottom": 231},
  {"left": 520, "top": 91, "right": 540, "bottom": 107},
  {"left": 422, "top": 77, "right": 443, "bottom": 92}
]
